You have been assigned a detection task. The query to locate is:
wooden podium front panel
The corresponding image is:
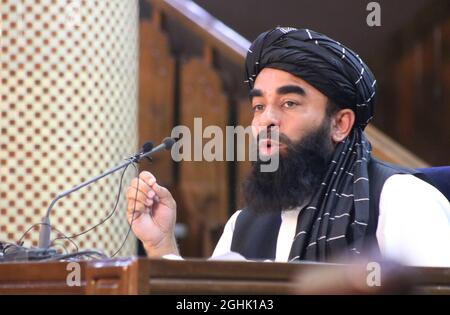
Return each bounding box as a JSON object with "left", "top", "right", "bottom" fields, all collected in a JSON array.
[
  {"left": 0, "top": 257, "right": 449, "bottom": 294},
  {"left": 139, "top": 258, "right": 345, "bottom": 295},
  {"left": 138, "top": 259, "right": 450, "bottom": 295},
  {"left": 0, "top": 258, "right": 138, "bottom": 295},
  {"left": 0, "top": 261, "right": 88, "bottom": 295}
]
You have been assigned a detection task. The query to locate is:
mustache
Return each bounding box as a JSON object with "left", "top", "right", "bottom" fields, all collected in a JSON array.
[
  {"left": 257, "top": 130, "right": 290, "bottom": 143},
  {"left": 257, "top": 130, "right": 295, "bottom": 150}
]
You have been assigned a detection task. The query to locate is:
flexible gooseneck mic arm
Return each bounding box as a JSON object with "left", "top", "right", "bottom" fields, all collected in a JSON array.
[{"left": 37, "top": 137, "right": 175, "bottom": 249}]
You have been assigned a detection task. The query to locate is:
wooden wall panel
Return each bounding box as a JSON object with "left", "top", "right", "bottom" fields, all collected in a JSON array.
[
  {"left": 178, "top": 55, "right": 229, "bottom": 256},
  {"left": 379, "top": 13, "right": 450, "bottom": 166},
  {"left": 235, "top": 99, "right": 253, "bottom": 211},
  {"left": 442, "top": 19, "right": 450, "bottom": 157},
  {"left": 139, "top": 19, "right": 175, "bottom": 187},
  {"left": 393, "top": 48, "right": 416, "bottom": 149},
  {"left": 415, "top": 30, "right": 443, "bottom": 164}
]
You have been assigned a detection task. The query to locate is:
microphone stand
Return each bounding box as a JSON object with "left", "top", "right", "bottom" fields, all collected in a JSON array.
[
  {"left": 38, "top": 156, "right": 140, "bottom": 249},
  {"left": 37, "top": 142, "right": 167, "bottom": 252}
]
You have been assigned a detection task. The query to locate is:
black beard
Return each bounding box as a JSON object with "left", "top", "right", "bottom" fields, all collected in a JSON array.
[{"left": 242, "top": 120, "right": 335, "bottom": 214}]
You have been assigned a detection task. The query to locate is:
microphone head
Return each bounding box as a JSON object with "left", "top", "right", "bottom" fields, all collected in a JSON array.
[
  {"left": 162, "top": 137, "right": 176, "bottom": 150},
  {"left": 141, "top": 141, "right": 154, "bottom": 153}
]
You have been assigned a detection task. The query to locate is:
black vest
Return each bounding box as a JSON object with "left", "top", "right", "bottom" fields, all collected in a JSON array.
[{"left": 230, "top": 158, "right": 427, "bottom": 260}]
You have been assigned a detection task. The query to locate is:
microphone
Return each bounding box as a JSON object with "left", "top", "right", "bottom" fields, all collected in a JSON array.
[
  {"left": 140, "top": 137, "right": 175, "bottom": 160},
  {"left": 141, "top": 141, "right": 155, "bottom": 154},
  {"left": 37, "top": 138, "right": 175, "bottom": 250}
]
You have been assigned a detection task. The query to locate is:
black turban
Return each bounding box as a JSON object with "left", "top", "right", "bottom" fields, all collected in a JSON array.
[{"left": 244, "top": 27, "right": 379, "bottom": 262}]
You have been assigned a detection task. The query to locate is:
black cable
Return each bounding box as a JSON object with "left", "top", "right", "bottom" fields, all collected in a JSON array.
[
  {"left": 1, "top": 241, "right": 22, "bottom": 254},
  {"left": 111, "top": 162, "right": 140, "bottom": 257},
  {"left": 51, "top": 241, "right": 69, "bottom": 255},
  {"left": 40, "top": 250, "right": 108, "bottom": 261},
  {"left": 52, "top": 158, "right": 133, "bottom": 243},
  {"left": 17, "top": 222, "right": 79, "bottom": 252},
  {"left": 50, "top": 225, "right": 79, "bottom": 252},
  {"left": 15, "top": 156, "right": 139, "bottom": 261},
  {"left": 16, "top": 223, "right": 42, "bottom": 246}
]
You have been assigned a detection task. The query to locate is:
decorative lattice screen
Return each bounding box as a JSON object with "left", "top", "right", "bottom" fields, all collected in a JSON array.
[{"left": 1, "top": 0, "right": 139, "bottom": 256}]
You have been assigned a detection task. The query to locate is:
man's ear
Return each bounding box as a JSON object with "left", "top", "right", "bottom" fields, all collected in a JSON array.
[{"left": 330, "top": 109, "right": 355, "bottom": 143}]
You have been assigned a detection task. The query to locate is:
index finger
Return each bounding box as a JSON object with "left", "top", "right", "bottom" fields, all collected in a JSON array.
[{"left": 139, "top": 171, "right": 157, "bottom": 186}]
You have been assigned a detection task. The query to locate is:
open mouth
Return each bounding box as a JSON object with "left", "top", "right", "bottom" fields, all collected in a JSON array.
[{"left": 259, "top": 138, "right": 283, "bottom": 155}]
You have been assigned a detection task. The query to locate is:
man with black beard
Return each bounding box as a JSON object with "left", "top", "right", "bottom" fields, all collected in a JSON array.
[{"left": 125, "top": 27, "right": 450, "bottom": 266}]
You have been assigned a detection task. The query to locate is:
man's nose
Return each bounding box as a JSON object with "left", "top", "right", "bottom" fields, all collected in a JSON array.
[{"left": 259, "top": 105, "right": 280, "bottom": 128}]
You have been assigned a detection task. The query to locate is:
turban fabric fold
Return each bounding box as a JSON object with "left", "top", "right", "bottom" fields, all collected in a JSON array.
[{"left": 245, "top": 27, "right": 378, "bottom": 262}]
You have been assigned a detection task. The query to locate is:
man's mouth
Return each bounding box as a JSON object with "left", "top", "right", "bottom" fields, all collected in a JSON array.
[{"left": 259, "top": 139, "right": 284, "bottom": 155}]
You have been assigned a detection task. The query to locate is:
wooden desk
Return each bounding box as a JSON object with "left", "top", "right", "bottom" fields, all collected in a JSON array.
[{"left": 0, "top": 257, "right": 448, "bottom": 294}]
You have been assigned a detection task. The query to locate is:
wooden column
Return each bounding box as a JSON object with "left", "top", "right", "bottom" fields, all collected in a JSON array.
[
  {"left": 178, "top": 46, "right": 229, "bottom": 257},
  {"left": 235, "top": 99, "right": 253, "bottom": 210},
  {"left": 139, "top": 9, "right": 175, "bottom": 188}
]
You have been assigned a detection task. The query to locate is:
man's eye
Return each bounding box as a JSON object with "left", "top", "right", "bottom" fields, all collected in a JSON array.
[
  {"left": 283, "top": 101, "right": 297, "bottom": 108},
  {"left": 253, "top": 104, "right": 264, "bottom": 112}
]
